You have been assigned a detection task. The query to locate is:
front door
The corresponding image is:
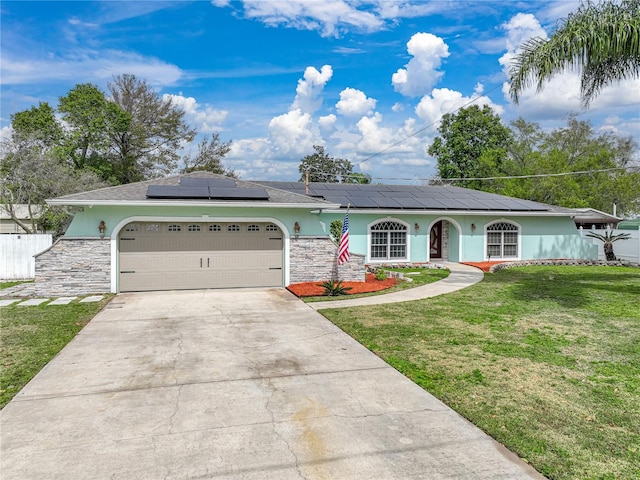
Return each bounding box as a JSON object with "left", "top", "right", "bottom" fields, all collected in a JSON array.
[{"left": 430, "top": 221, "right": 442, "bottom": 259}]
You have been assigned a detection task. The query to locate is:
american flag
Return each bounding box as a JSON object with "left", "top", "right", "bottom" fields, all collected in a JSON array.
[{"left": 338, "top": 210, "right": 350, "bottom": 265}]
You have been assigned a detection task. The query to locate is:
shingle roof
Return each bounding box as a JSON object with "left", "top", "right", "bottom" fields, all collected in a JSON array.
[
  {"left": 254, "top": 181, "right": 553, "bottom": 212},
  {"left": 48, "top": 172, "right": 334, "bottom": 206}
]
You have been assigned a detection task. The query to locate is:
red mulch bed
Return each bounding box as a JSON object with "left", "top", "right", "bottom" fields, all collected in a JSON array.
[
  {"left": 462, "top": 261, "right": 511, "bottom": 272},
  {"left": 287, "top": 273, "right": 398, "bottom": 297}
]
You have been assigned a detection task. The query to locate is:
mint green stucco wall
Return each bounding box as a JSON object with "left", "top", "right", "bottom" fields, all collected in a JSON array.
[
  {"left": 457, "top": 215, "right": 597, "bottom": 261},
  {"left": 65, "top": 206, "right": 597, "bottom": 262},
  {"left": 64, "top": 205, "right": 319, "bottom": 239}
]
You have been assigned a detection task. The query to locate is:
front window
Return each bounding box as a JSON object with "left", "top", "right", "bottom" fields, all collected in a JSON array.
[
  {"left": 370, "top": 221, "right": 408, "bottom": 261},
  {"left": 486, "top": 222, "right": 519, "bottom": 259}
]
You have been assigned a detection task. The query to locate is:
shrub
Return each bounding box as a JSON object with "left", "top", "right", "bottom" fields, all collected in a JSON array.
[
  {"left": 319, "top": 280, "right": 353, "bottom": 296},
  {"left": 375, "top": 269, "right": 387, "bottom": 281}
]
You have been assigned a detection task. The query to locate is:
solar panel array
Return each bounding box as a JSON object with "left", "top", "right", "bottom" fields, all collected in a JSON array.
[
  {"left": 257, "top": 181, "right": 551, "bottom": 212},
  {"left": 146, "top": 177, "right": 270, "bottom": 200}
]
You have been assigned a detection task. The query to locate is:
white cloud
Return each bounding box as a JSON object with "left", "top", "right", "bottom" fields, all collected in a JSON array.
[
  {"left": 498, "top": 13, "right": 547, "bottom": 76},
  {"left": 598, "top": 114, "right": 640, "bottom": 140},
  {"left": 415, "top": 86, "right": 504, "bottom": 129},
  {"left": 318, "top": 114, "right": 337, "bottom": 129},
  {"left": 335, "top": 87, "right": 376, "bottom": 117},
  {"left": 224, "top": 0, "right": 383, "bottom": 37},
  {"left": 0, "top": 125, "right": 13, "bottom": 143},
  {"left": 268, "top": 108, "right": 318, "bottom": 155},
  {"left": 392, "top": 32, "right": 449, "bottom": 97},
  {"left": 392, "top": 102, "right": 404, "bottom": 113},
  {"left": 0, "top": 50, "right": 182, "bottom": 86},
  {"left": 535, "top": 0, "right": 581, "bottom": 23},
  {"left": 291, "top": 65, "right": 333, "bottom": 114},
  {"left": 162, "top": 94, "right": 228, "bottom": 133},
  {"left": 355, "top": 113, "right": 392, "bottom": 153}
]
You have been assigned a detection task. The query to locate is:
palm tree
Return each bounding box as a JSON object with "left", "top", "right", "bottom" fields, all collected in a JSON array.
[
  {"left": 509, "top": 0, "right": 640, "bottom": 106},
  {"left": 586, "top": 230, "right": 631, "bottom": 261}
]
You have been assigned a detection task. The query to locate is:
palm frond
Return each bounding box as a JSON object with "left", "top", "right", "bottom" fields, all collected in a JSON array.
[{"left": 509, "top": 0, "right": 640, "bottom": 106}]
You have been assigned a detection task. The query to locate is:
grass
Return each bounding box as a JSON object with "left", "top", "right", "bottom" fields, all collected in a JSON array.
[
  {"left": 321, "top": 266, "right": 640, "bottom": 480},
  {"left": 0, "top": 280, "right": 32, "bottom": 290},
  {"left": 0, "top": 297, "right": 112, "bottom": 409},
  {"left": 304, "top": 267, "right": 450, "bottom": 302}
]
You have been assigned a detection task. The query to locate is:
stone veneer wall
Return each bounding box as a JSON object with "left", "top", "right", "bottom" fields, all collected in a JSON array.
[
  {"left": 34, "top": 238, "right": 111, "bottom": 296},
  {"left": 289, "top": 236, "right": 365, "bottom": 283}
]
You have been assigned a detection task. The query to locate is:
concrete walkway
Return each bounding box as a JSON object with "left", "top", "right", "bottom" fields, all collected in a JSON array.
[
  {"left": 1, "top": 287, "right": 543, "bottom": 479},
  {"left": 309, "top": 262, "right": 484, "bottom": 310}
]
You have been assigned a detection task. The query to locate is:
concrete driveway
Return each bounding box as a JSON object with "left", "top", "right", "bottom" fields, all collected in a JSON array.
[{"left": 1, "top": 288, "right": 544, "bottom": 479}]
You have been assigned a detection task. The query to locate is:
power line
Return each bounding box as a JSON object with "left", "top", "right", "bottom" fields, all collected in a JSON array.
[
  {"left": 351, "top": 82, "right": 505, "bottom": 168},
  {"left": 307, "top": 166, "right": 637, "bottom": 184}
]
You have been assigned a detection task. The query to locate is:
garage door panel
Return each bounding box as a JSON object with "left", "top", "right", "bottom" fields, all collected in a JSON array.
[
  {"left": 120, "top": 252, "right": 204, "bottom": 270},
  {"left": 120, "top": 235, "right": 282, "bottom": 253},
  {"left": 119, "top": 222, "right": 284, "bottom": 292}
]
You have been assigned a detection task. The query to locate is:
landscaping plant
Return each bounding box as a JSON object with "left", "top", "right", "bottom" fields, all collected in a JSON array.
[
  {"left": 585, "top": 230, "right": 631, "bottom": 261},
  {"left": 319, "top": 279, "right": 352, "bottom": 296}
]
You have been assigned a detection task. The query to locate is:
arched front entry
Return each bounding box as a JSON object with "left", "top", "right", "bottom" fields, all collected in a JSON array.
[
  {"left": 430, "top": 220, "right": 443, "bottom": 259},
  {"left": 428, "top": 218, "right": 461, "bottom": 262}
]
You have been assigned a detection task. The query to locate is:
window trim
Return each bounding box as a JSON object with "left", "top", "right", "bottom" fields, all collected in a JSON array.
[
  {"left": 367, "top": 218, "right": 410, "bottom": 263},
  {"left": 484, "top": 220, "right": 521, "bottom": 260}
]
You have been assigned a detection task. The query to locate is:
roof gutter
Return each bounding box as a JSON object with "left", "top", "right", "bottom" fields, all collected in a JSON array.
[{"left": 319, "top": 208, "right": 574, "bottom": 217}]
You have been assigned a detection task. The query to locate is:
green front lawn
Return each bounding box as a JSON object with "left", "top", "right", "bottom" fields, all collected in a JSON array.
[
  {"left": 0, "top": 298, "right": 112, "bottom": 408},
  {"left": 322, "top": 266, "right": 640, "bottom": 480}
]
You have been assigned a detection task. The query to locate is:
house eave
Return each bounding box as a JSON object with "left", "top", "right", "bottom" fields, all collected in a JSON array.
[
  {"left": 321, "top": 208, "right": 572, "bottom": 217},
  {"left": 46, "top": 199, "right": 340, "bottom": 209}
]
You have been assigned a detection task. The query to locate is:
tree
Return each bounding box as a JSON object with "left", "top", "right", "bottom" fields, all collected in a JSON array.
[
  {"left": 298, "top": 145, "right": 354, "bottom": 183},
  {"left": 500, "top": 116, "right": 640, "bottom": 215},
  {"left": 330, "top": 220, "right": 343, "bottom": 244},
  {"left": 108, "top": 74, "right": 196, "bottom": 183},
  {"left": 58, "top": 83, "right": 130, "bottom": 171},
  {"left": 509, "top": 0, "right": 640, "bottom": 106},
  {"left": 181, "top": 133, "right": 235, "bottom": 177},
  {"left": 428, "top": 105, "right": 512, "bottom": 190},
  {"left": 10, "top": 102, "right": 63, "bottom": 148},
  {"left": 586, "top": 230, "right": 631, "bottom": 261},
  {"left": 343, "top": 172, "right": 372, "bottom": 184},
  {"left": 1, "top": 134, "right": 106, "bottom": 235}
]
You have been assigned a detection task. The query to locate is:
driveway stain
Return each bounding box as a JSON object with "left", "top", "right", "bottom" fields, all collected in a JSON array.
[{"left": 293, "top": 398, "right": 330, "bottom": 480}]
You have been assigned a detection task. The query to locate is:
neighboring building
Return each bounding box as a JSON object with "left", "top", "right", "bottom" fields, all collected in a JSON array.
[
  {"left": 37, "top": 172, "right": 597, "bottom": 296},
  {"left": 0, "top": 204, "right": 43, "bottom": 234},
  {"left": 566, "top": 207, "right": 621, "bottom": 230},
  {"left": 617, "top": 218, "right": 640, "bottom": 230}
]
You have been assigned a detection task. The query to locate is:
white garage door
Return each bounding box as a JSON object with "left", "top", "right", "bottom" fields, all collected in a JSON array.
[{"left": 119, "top": 221, "right": 283, "bottom": 292}]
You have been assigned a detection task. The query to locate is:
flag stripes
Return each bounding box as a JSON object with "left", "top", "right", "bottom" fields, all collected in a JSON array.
[{"left": 338, "top": 211, "right": 350, "bottom": 265}]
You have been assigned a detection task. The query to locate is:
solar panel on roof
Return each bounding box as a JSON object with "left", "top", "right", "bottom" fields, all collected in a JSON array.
[
  {"left": 350, "top": 197, "right": 381, "bottom": 208},
  {"left": 180, "top": 177, "right": 236, "bottom": 188},
  {"left": 146, "top": 183, "right": 269, "bottom": 200},
  {"left": 477, "top": 200, "right": 510, "bottom": 210},
  {"left": 321, "top": 194, "right": 350, "bottom": 206},
  {"left": 346, "top": 190, "right": 374, "bottom": 197},
  {"left": 384, "top": 191, "right": 414, "bottom": 198},
  {"left": 371, "top": 196, "right": 403, "bottom": 208},
  {"left": 209, "top": 187, "right": 269, "bottom": 199}
]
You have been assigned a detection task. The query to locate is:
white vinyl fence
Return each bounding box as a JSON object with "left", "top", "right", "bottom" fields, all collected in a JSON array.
[
  {"left": 580, "top": 227, "right": 640, "bottom": 264},
  {"left": 0, "top": 234, "right": 53, "bottom": 280}
]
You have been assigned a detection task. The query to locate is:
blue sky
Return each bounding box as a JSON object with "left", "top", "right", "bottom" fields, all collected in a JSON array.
[{"left": 2, "top": 0, "right": 639, "bottom": 183}]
